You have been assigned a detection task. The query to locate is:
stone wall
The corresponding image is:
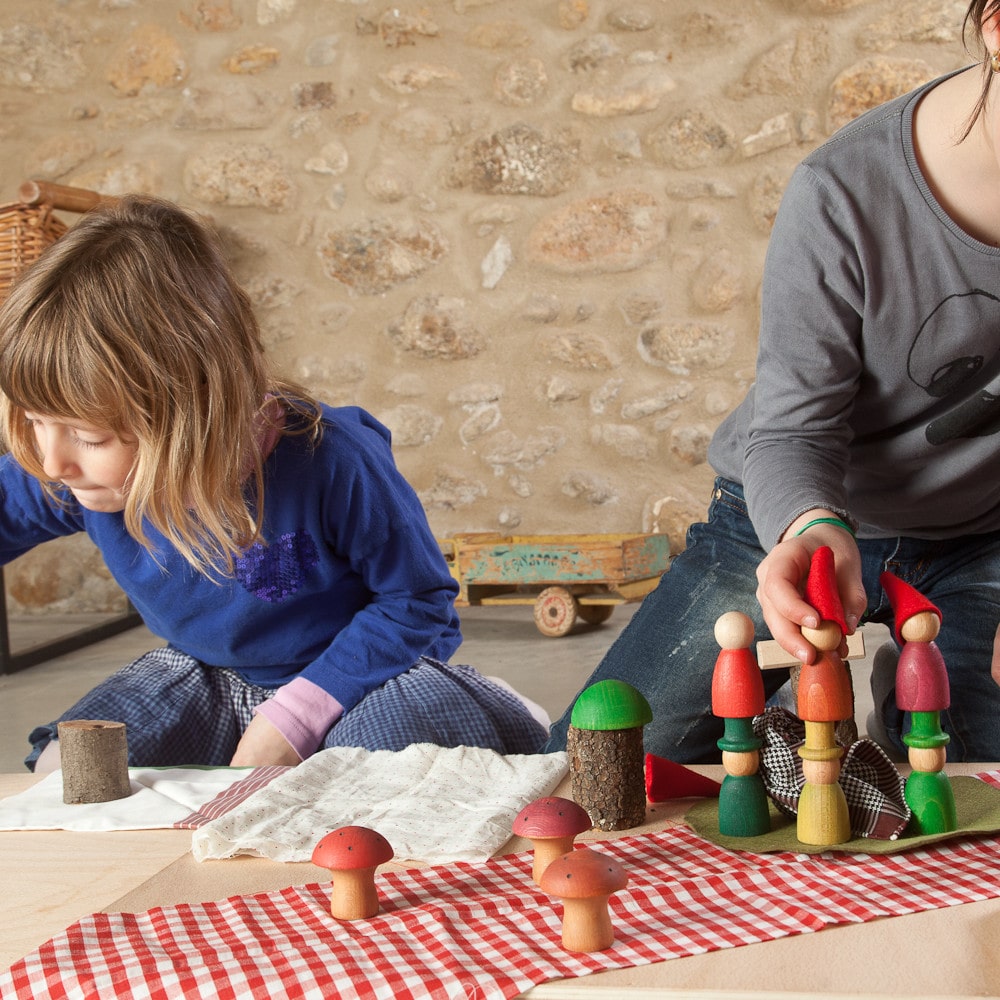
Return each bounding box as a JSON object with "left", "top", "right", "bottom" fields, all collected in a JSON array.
[{"left": 0, "top": 0, "right": 971, "bottom": 612}]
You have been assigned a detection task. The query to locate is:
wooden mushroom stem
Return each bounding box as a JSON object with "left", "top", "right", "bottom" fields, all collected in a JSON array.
[
  {"left": 331, "top": 867, "right": 381, "bottom": 921},
  {"left": 560, "top": 894, "right": 616, "bottom": 953}
]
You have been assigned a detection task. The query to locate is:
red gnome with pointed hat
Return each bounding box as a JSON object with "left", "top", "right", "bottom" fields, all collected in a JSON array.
[
  {"left": 797, "top": 546, "right": 853, "bottom": 724},
  {"left": 879, "top": 571, "right": 955, "bottom": 834}
]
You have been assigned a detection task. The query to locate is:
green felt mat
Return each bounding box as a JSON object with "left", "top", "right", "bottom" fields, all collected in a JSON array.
[{"left": 684, "top": 775, "right": 1000, "bottom": 854}]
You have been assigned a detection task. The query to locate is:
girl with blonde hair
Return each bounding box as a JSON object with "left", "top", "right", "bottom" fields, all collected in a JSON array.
[{"left": 0, "top": 195, "right": 546, "bottom": 771}]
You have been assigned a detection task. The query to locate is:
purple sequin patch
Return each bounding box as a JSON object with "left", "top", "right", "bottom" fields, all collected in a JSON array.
[{"left": 235, "top": 530, "right": 319, "bottom": 602}]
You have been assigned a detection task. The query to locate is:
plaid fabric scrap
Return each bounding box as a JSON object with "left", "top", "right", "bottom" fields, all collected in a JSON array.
[
  {"left": 755, "top": 705, "right": 910, "bottom": 839},
  {"left": 4, "top": 776, "right": 1000, "bottom": 1000}
]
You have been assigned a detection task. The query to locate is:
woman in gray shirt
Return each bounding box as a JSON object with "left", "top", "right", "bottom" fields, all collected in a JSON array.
[{"left": 546, "top": 0, "right": 1000, "bottom": 763}]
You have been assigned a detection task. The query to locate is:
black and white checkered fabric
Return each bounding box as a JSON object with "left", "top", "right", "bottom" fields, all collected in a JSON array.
[{"left": 754, "top": 706, "right": 910, "bottom": 840}]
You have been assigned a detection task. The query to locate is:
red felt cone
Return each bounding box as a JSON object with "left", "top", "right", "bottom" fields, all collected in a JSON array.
[{"left": 645, "top": 753, "right": 722, "bottom": 801}]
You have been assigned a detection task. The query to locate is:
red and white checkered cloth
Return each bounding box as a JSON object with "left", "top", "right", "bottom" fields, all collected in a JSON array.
[{"left": 5, "top": 772, "right": 1000, "bottom": 1000}]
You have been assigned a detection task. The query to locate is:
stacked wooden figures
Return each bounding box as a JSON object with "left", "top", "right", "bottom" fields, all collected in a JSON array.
[
  {"left": 880, "top": 572, "right": 957, "bottom": 835},
  {"left": 710, "top": 611, "right": 770, "bottom": 836},
  {"left": 795, "top": 546, "right": 853, "bottom": 846}
]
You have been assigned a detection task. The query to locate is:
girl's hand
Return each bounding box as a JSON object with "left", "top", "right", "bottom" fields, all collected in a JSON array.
[
  {"left": 230, "top": 713, "right": 301, "bottom": 767},
  {"left": 755, "top": 511, "right": 866, "bottom": 665}
]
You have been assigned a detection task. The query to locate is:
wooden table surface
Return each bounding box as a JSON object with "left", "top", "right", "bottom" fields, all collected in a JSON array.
[{"left": 2, "top": 767, "right": 999, "bottom": 999}]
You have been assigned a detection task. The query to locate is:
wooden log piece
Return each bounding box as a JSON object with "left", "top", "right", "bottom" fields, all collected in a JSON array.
[
  {"left": 57, "top": 720, "right": 131, "bottom": 804},
  {"left": 567, "top": 724, "right": 646, "bottom": 831}
]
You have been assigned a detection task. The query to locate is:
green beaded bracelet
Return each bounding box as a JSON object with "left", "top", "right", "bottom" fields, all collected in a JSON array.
[{"left": 794, "top": 516, "right": 856, "bottom": 538}]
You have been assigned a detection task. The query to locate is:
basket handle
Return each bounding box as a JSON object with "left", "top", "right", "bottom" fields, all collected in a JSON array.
[{"left": 18, "top": 180, "right": 111, "bottom": 214}]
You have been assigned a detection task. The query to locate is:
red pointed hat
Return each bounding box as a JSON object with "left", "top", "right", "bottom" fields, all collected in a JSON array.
[
  {"left": 804, "top": 545, "right": 848, "bottom": 633},
  {"left": 879, "top": 571, "right": 941, "bottom": 641}
]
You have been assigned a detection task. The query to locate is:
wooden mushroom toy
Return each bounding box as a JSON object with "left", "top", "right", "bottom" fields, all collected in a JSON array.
[
  {"left": 539, "top": 848, "right": 629, "bottom": 953},
  {"left": 311, "top": 825, "right": 394, "bottom": 920},
  {"left": 513, "top": 795, "right": 593, "bottom": 884},
  {"left": 567, "top": 679, "right": 653, "bottom": 831}
]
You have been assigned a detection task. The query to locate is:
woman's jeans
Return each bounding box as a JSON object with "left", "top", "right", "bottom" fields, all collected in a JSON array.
[{"left": 544, "top": 478, "right": 1000, "bottom": 763}]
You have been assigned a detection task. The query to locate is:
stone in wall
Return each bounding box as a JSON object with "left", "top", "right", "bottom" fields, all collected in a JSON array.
[
  {"left": 418, "top": 468, "right": 488, "bottom": 510},
  {"left": 690, "top": 249, "right": 745, "bottom": 313},
  {"left": 388, "top": 295, "right": 485, "bottom": 359},
  {"left": 458, "top": 404, "right": 502, "bottom": 444},
  {"left": 23, "top": 135, "right": 96, "bottom": 180},
  {"left": 527, "top": 189, "right": 666, "bottom": 273},
  {"left": 445, "top": 123, "right": 581, "bottom": 196},
  {"left": 571, "top": 66, "right": 677, "bottom": 117},
  {"left": 638, "top": 322, "right": 735, "bottom": 374},
  {"left": 729, "top": 30, "right": 828, "bottom": 99},
  {"left": 317, "top": 218, "right": 448, "bottom": 295},
  {"left": 827, "top": 57, "right": 938, "bottom": 133},
  {"left": 373, "top": 8, "right": 440, "bottom": 47},
  {"left": 175, "top": 85, "right": 282, "bottom": 130},
  {"left": 646, "top": 111, "right": 736, "bottom": 170},
  {"left": 381, "top": 62, "right": 462, "bottom": 94},
  {"left": 493, "top": 58, "right": 548, "bottom": 106},
  {"left": 591, "top": 423, "right": 656, "bottom": 461},
  {"left": 69, "top": 161, "right": 160, "bottom": 196},
  {"left": 544, "top": 330, "right": 619, "bottom": 370},
  {"left": 224, "top": 44, "right": 281, "bottom": 75},
  {"left": 183, "top": 143, "right": 295, "bottom": 209},
  {"left": 380, "top": 404, "right": 443, "bottom": 447},
  {"left": 748, "top": 168, "right": 791, "bottom": 234},
  {"left": 606, "top": 5, "right": 658, "bottom": 32},
  {"left": 107, "top": 24, "right": 188, "bottom": 96},
  {"left": 860, "top": 0, "right": 969, "bottom": 54},
  {"left": 669, "top": 423, "right": 713, "bottom": 466},
  {"left": 179, "top": 1, "right": 242, "bottom": 32},
  {"left": 464, "top": 20, "right": 532, "bottom": 50},
  {"left": 482, "top": 427, "right": 566, "bottom": 474},
  {"left": 561, "top": 471, "right": 618, "bottom": 505},
  {"left": 0, "top": 16, "right": 86, "bottom": 92},
  {"left": 620, "top": 383, "right": 693, "bottom": 421}
]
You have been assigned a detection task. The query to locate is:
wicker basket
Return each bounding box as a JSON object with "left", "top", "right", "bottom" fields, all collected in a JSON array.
[
  {"left": 0, "top": 201, "right": 68, "bottom": 303},
  {"left": 0, "top": 182, "right": 111, "bottom": 304}
]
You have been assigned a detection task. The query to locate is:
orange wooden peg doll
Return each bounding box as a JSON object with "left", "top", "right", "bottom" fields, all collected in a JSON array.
[{"left": 796, "top": 546, "right": 852, "bottom": 846}]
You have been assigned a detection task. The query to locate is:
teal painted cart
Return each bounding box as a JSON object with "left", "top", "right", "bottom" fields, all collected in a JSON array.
[{"left": 439, "top": 533, "right": 671, "bottom": 637}]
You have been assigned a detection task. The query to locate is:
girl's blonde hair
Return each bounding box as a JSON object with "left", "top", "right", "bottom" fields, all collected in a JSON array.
[{"left": 0, "top": 194, "right": 321, "bottom": 578}]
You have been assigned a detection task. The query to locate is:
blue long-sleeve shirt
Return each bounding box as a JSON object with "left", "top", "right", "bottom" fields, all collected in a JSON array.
[{"left": 0, "top": 404, "right": 462, "bottom": 713}]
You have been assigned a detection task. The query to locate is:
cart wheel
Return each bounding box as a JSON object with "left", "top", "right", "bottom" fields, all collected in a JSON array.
[
  {"left": 533, "top": 586, "right": 578, "bottom": 637},
  {"left": 577, "top": 603, "right": 614, "bottom": 625}
]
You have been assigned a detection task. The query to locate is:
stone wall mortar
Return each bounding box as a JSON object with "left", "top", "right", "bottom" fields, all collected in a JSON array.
[{"left": 0, "top": 0, "right": 969, "bottom": 612}]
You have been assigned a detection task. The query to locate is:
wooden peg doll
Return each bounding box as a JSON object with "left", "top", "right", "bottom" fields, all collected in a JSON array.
[
  {"left": 880, "top": 572, "right": 956, "bottom": 835},
  {"left": 711, "top": 611, "right": 770, "bottom": 836},
  {"left": 795, "top": 546, "right": 852, "bottom": 846}
]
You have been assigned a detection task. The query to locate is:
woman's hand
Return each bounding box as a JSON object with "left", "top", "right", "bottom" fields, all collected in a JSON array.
[
  {"left": 756, "top": 510, "right": 866, "bottom": 665},
  {"left": 230, "top": 713, "right": 301, "bottom": 767}
]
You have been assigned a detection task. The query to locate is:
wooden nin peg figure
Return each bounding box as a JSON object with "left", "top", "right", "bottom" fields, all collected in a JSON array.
[
  {"left": 711, "top": 611, "right": 770, "bottom": 836},
  {"left": 880, "top": 572, "right": 957, "bottom": 835},
  {"left": 796, "top": 547, "right": 852, "bottom": 846}
]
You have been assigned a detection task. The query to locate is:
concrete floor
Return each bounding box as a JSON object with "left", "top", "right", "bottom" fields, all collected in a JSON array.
[{"left": 0, "top": 604, "right": 884, "bottom": 773}]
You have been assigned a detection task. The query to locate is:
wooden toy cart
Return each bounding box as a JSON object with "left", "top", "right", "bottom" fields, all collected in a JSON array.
[
  {"left": 0, "top": 180, "right": 141, "bottom": 674},
  {"left": 439, "top": 532, "right": 671, "bottom": 637}
]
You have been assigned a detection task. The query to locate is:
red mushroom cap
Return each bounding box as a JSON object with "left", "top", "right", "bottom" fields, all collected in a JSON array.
[
  {"left": 312, "top": 825, "right": 394, "bottom": 870},
  {"left": 538, "top": 847, "right": 628, "bottom": 899},
  {"left": 513, "top": 796, "right": 593, "bottom": 840}
]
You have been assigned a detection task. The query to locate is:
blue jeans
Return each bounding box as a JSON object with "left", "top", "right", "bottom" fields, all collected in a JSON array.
[{"left": 544, "top": 479, "right": 1000, "bottom": 762}]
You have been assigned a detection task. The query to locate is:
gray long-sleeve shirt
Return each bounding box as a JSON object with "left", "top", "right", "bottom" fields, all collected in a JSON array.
[{"left": 708, "top": 68, "right": 1000, "bottom": 551}]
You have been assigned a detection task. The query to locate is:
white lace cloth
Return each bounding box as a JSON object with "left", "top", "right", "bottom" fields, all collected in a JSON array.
[{"left": 191, "top": 743, "right": 569, "bottom": 864}]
